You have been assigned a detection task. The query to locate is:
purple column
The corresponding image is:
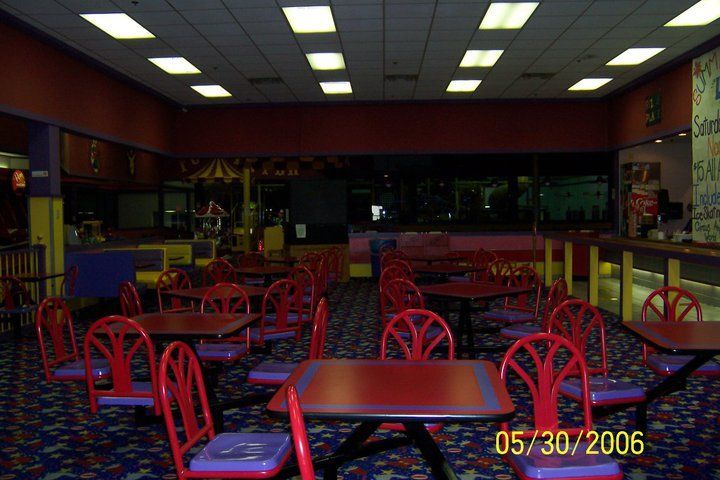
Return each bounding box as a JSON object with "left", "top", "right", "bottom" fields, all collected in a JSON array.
[{"left": 28, "top": 122, "right": 61, "bottom": 197}]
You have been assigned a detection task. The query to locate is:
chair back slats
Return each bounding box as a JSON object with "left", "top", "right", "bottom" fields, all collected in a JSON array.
[
  {"left": 380, "top": 278, "right": 424, "bottom": 327},
  {"left": 471, "top": 249, "right": 498, "bottom": 281},
  {"left": 200, "top": 283, "right": 250, "bottom": 314},
  {"left": 381, "top": 309, "right": 454, "bottom": 360},
  {"left": 384, "top": 259, "right": 413, "bottom": 279},
  {"left": 0, "top": 275, "right": 33, "bottom": 310},
  {"left": 288, "top": 265, "right": 315, "bottom": 318},
  {"left": 484, "top": 259, "right": 513, "bottom": 285},
  {"left": 286, "top": 385, "right": 315, "bottom": 480},
  {"left": 156, "top": 268, "right": 192, "bottom": 313},
  {"left": 641, "top": 286, "right": 702, "bottom": 360},
  {"left": 500, "top": 333, "right": 592, "bottom": 438},
  {"left": 309, "top": 298, "right": 329, "bottom": 360},
  {"left": 118, "top": 281, "right": 142, "bottom": 317},
  {"left": 541, "top": 277, "right": 568, "bottom": 331},
  {"left": 60, "top": 265, "right": 79, "bottom": 296},
  {"left": 549, "top": 299, "right": 608, "bottom": 377},
  {"left": 202, "top": 258, "right": 237, "bottom": 286},
  {"left": 263, "top": 279, "right": 301, "bottom": 329},
  {"left": 503, "top": 265, "right": 542, "bottom": 315}
]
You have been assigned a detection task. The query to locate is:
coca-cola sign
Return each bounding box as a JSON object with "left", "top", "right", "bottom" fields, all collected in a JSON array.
[
  {"left": 11, "top": 170, "right": 26, "bottom": 195},
  {"left": 631, "top": 192, "right": 658, "bottom": 215}
]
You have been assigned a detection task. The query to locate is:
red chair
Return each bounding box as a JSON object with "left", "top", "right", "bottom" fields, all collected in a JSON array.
[
  {"left": 234, "top": 252, "right": 265, "bottom": 285},
  {"left": 0, "top": 275, "right": 37, "bottom": 338},
  {"left": 119, "top": 281, "right": 142, "bottom": 317},
  {"left": 379, "top": 309, "right": 453, "bottom": 433},
  {"left": 60, "top": 265, "right": 78, "bottom": 299},
  {"left": 299, "top": 251, "right": 323, "bottom": 271},
  {"left": 250, "top": 279, "right": 303, "bottom": 346},
  {"left": 482, "top": 258, "right": 513, "bottom": 285},
  {"left": 499, "top": 333, "right": 622, "bottom": 480},
  {"left": 286, "top": 385, "right": 315, "bottom": 480},
  {"left": 326, "top": 246, "right": 343, "bottom": 286},
  {"left": 384, "top": 258, "right": 413, "bottom": 279},
  {"left": 84, "top": 315, "right": 162, "bottom": 416},
  {"left": 203, "top": 258, "right": 237, "bottom": 286},
  {"left": 248, "top": 297, "right": 329, "bottom": 385},
  {"left": 159, "top": 341, "right": 292, "bottom": 480},
  {"left": 196, "top": 283, "right": 251, "bottom": 362},
  {"left": 380, "top": 309, "right": 454, "bottom": 361},
  {"left": 379, "top": 278, "right": 424, "bottom": 328},
  {"left": 380, "top": 249, "right": 409, "bottom": 270},
  {"left": 641, "top": 286, "right": 720, "bottom": 376},
  {"left": 288, "top": 265, "right": 315, "bottom": 323},
  {"left": 501, "top": 277, "right": 568, "bottom": 339},
  {"left": 36, "top": 297, "right": 110, "bottom": 382},
  {"left": 449, "top": 248, "right": 497, "bottom": 282},
  {"left": 156, "top": 268, "right": 193, "bottom": 313},
  {"left": 549, "top": 299, "right": 645, "bottom": 408},
  {"left": 484, "top": 265, "right": 542, "bottom": 324}
]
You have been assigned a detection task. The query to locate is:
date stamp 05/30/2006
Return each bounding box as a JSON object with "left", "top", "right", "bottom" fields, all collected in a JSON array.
[{"left": 496, "top": 430, "right": 645, "bottom": 456}]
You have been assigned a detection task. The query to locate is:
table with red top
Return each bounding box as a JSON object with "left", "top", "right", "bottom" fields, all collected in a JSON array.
[
  {"left": 408, "top": 254, "right": 462, "bottom": 265},
  {"left": 268, "top": 359, "right": 514, "bottom": 480},
  {"left": 131, "top": 312, "right": 263, "bottom": 431},
  {"left": 420, "top": 282, "right": 531, "bottom": 358},
  {"left": 164, "top": 284, "right": 267, "bottom": 303},
  {"left": 623, "top": 321, "right": 720, "bottom": 432},
  {"left": 234, "top": 265, "right": 291, "bottom": 286},
  {"left": 264, "top": 256, "right": 299, "bottom": 266},
  {"left": 412, "top": 264, "right": 482, "bottom": 278}
]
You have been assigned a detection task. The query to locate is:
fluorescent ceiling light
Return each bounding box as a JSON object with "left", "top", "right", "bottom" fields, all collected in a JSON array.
[
  {"left": 80, "top": 13, "right": 154, "bottom": 39},
  {"left": 607, "top": 48, "right": 665, "bottom": 66},
  {"left": 446, "top": 80, "right": 481, "bottom": 92},
  {"left": 479, "top": 2, "right": 539, "bottom": 29},
  {"left": 460, "top": 50, "right": 504, "bottom": 67},
  {"left": 306, "top": 53, "right": 345, "bottom": 70},
  {"left": 148, "top": 57, "right": 200, "bottom": 74},
  {"left": 320, "top": 81, "right": 352, "bottom": 94},
  {"left": 283, "top": 6, "right": 336, "bottom": 33},
  {"left": 191, "top": 85, "right": 232, "bottom": 98},
  {"left": 568, "top": 78, "right": 613, "bottom": 91},
  {"left": 665, "top": 0, "right": 720, "bottom": 26}
]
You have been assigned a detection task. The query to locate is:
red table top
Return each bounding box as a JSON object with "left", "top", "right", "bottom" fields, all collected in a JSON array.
[
  {"left": 264, "top": 257, "right": 298, "bottom": 265},
  {"left": 267, "top": 359, "right": 514, "bottom": 422},
  {"left": 13, "top": 272, "right": 65, "bottom": 282},
  {"left": 419, "top": 282, "right": 530, "bottom": 301},
  {"left": 623, "top": 321, "right": 720, "bottom": 353},
  {"left": 408, "top": 254, "right": 459, "bottom": 262},
  {"left": 165, "top": 285, "right": 267, "bottom": 300},
  {"left": 130, "top": 312, "right": 260, "bottom": 338},
  {"left": 413, "top": 264, "right": 481, "bottom": 275},
  {"left": 234, "top": 266, "right": 291, "bottom": 275}
]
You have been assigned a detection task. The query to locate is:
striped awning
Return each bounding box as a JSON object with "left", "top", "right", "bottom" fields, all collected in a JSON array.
[{"left": 185, "top": 158, "right": 244, "bottom": 183}]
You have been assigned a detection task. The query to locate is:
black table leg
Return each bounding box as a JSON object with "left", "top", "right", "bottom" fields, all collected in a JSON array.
[
  {"left": 458, "top": 299, "right": 475, "bottom": 359},
  {"left": 402, "top": 422, "right": 458, "bottom": 480},
  {"left": 636, "top": 352, "right": 714, "bottom": 433}
]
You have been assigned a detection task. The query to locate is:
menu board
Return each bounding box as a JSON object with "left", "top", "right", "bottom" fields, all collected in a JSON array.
[{"left": 692, "top": 47, "right": 720, "bottom": 242}]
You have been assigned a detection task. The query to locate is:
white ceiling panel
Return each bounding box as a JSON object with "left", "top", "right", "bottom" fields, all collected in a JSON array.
[{"left": 0, "top": 0, "right": 717, "bottom": 105}]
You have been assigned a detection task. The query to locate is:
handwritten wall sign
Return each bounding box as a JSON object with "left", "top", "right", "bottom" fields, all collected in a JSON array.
[
  {"left": 692, "top": 47, "right": 720, "bottom": 242},
  {"left": 645, "top": 92, "right": 661, "bottom": 126}
]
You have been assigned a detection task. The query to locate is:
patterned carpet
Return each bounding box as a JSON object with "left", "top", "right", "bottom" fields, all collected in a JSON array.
[{"left": 2, "top": 278, "right": 720, "bottom": 479}]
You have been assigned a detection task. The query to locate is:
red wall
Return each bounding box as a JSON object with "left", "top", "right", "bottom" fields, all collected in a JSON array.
[
  {"left": 173, "top": 102, "right": 609, "bottom": 156},
  {"left": 0, "top": 113, "right": 28, "bottom": 154},
  {"left": 608, "top": 62, "right": 691, "bottom": 148},
  {"left": 0, "top": 22, "right": 174, "bottom": 153}
]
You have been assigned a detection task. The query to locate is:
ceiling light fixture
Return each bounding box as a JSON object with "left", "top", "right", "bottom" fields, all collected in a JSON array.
[
  {"left": 191, "top": 85, "right": 232, "bottom": 98},
  {"left": 148, "top": 57, "right": 200, "bottom": 74},
  {"left": 607, "top": 48, "right": 665, "bottom": 66},
  {"left": 678, "top": 132, "right": 688, "bottom": 136},
  {"left": 460, "top": 50, "right": 504, "bottom": 67},
  {"left": 306, "top": 53, "right": 346, "bottom": 70},
  {"left": 320, "top": 81, "right": 352, "bottom": 94},
  {"left": 655, "top": 139, "right": 663, "bottom": 143},
  {"left": 665, "top": 0, "right": 720, "bottom": 27},
  {"left": 283, "top": 6, "right": 336, "bottom": 33},
  {"left": 80, "top": 13, "right": 155, "bottom": 39},
  {"left": 447, "top": 80, "right": 481, "bottom": 92},
  {"left": 568, "top": 78, "right": 613, "bottom": 91},
  {"left": 479, "top": 2, "right": 539, "bottom": 30}
]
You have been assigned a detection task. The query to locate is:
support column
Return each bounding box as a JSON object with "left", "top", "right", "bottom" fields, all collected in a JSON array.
[
  {"left": 563, "top": 241, "right": 573, "bottom": 295},
  {"left": 28, "top": 123, "right": 64, "bottom": 296},
  {"left": 544, "top": 237, "right": 553, "bottom": 285},
  {"left": 242, "top": 167, "right": 251, "bottom": 253},
  {"left": 620, "top": 251, "right": 633, "bottom": 321},
  {"left": 588, "top": 245, "right": 599, "bottom": 306},
  {"left": 665, "top": 258, "right": 681, "bottom": 287}
]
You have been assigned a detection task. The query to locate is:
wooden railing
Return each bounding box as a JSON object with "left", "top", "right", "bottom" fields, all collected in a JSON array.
[{"left": 0, "top": 244, "right": 46, "bottom": 333}]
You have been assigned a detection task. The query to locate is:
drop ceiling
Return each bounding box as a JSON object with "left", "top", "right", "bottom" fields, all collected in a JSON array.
[{"left": 1, "top": 0, "right": 718, "bottom": 105}]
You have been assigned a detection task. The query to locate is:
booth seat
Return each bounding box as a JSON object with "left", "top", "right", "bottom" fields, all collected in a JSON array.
[
  {"left": 138, "top": 244, "right": 193, "bottom": 269},
  {"left": 105, "top": 247, "right": 168, "bottom": 288},
  {"left": 165, "top": 239, "right": 215, "bottom": 267}
]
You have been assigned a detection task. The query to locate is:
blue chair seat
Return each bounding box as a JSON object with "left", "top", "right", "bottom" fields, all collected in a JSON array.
[
  {"left": 560, "top": 377, "right": 646, "bottom": 405},
  {"left": 302, "top": 294, "right": 312, "bottom": 303},
  {"left": 508, "top": 441, "right": 621, "bottom": 479},
  {"left": 54, "top": 358, "right": 110, "bottom": 380},
  {"left": 500, "top": 324, "right": 541, "bottom": 339},
  {"left": 190, "top": 432, "right": 292, "bottom": 474},
  {"left": 249, "top": 329, "right": 296, "bottom": 342},
  {"left": 196, "top": 343, "right": 248, "bottom": 361},
  {"left": 243, "top": 277, "right": 264, "bottom": 285},
  {"left": 484, "top": 308, "right": 534, "bottom": 323},
  {"left": 447, "top": 275, "right": 470, "bottom": 283},
  {"left": 247, "top": 362, "right": 298, "bottom": 385},
  {"left": 646, "top": 354, "right": 720, "bottom": 376},
  {"left": 265, "top": 312, "right": 301, "bottom": 324},
  {"left": 96, "top": 381, "right": 158, "bottom": 407}
]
